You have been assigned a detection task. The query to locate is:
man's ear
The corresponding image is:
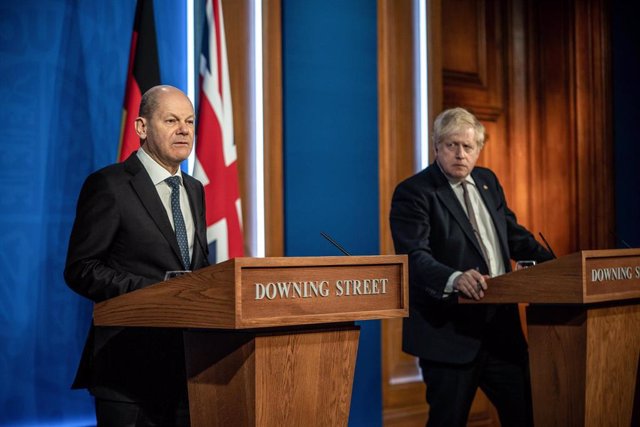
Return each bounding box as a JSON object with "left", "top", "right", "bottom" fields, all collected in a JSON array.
[{"left": 134, "top": 117, "right": 147, "bottom": 139}]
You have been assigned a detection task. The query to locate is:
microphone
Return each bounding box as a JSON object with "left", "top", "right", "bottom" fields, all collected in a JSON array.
[
  {"left": 538, "top": 232, "right": 557, "bottom": 259},
  {"left": 609, "top": 231, "right": 632, "bottom": 249},
  {"left": 320, "top": 232, "right": 352, "bottom": 256},
  {"left": 620, "top": 239, "right": 633, "bottom": 249}
]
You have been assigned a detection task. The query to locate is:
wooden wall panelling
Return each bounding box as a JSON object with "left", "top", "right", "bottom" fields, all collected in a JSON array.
[
  {"left": 222, "top": 0, "right": 253, "bottom": 255},
  {"left": 263, "top": 0, "right": 284, "bottom": 257},
  {"left": 222, "top": 0, "right": 284, "bottom": 257},
  {"left": 573, "top": 0, "right": 614, "bottom": 250},
  {"left": 529, "top": 0, "right": 578, "bottom": 256},
  {"left": 527, "top": 0, "right": 614, "bottom": 255},
  {"left": 379, "top": 0, "right": 614, "bottom": 425},
  {"left": 506, "top": 0, "right": 535, "bottom": 230},
  {"left": 378, "top": 0, "right": 416, "bottom": 259},
  {"left": 378, "top": 0, "right": 426, "bottom": 425},
  {"left": 379, "top": 0, "right": 500, "bottom": 425},
  {"left": 440, "top": 0, "right": 522, "bottom": 221},
  {"left": 439, "top": 1, "right": 504, "bottom": 425}
]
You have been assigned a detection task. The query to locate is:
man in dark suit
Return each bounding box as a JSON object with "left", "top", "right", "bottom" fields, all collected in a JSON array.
[
  {"left": 390, "top": 107, "right": 553, "bottom": 427},
  {"left": 65, "top": 85, "right": 209, "bottom": 426}
]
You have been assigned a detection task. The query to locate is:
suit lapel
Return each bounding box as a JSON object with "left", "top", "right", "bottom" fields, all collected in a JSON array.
[
  {"left": 430, "top": 166, "right": 486, "bottom": 260},
  {"left": 183, "top": 176, "right": 208, "bottom": 268},
  {"left": 124, "top": 154, "right": 184, "bottom": 266}
]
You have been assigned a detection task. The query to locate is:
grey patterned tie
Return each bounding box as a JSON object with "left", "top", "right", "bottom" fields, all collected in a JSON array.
[
  {"left": 460, "top": 181, "right": 491, "bottom": 271},
  {"left": 165, "top": 176, "right": 191, "bottom": 270}
]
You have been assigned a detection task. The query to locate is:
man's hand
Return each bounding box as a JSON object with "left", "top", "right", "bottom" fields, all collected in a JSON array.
[{"left": 453, "top": 269, "right": 489, "bottom": 300}]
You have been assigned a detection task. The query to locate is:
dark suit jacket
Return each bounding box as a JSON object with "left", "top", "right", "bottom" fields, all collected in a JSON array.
[
  {"left": 64, "top": 152, "right": 209, "bottom": 402},
  {"left": 389, "top": 164, "right": 552, "bottom": 364}
]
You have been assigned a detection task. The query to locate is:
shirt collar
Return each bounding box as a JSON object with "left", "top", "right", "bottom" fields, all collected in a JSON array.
[
  {"left": 436, "top": 161, "right": 476, "bottom": 188},
  {"left": 137, "top": 148, "right": 183, "bottom": 186}
]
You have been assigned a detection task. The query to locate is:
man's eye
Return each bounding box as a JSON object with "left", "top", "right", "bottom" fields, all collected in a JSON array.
[{"left": 166, "top": 119, "right": 176, "bottom": 124}]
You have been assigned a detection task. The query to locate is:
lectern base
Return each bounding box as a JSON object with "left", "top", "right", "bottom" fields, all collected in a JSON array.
[
  {"left": 184, "top": 324, "right": 360, "bottom": 427},
  {"left": 527, "top": 303, "right": 640, "bottom": 426}
]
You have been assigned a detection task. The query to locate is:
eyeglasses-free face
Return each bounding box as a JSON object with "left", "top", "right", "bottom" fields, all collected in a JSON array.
[{"left": 434, "top": 127, "right": 481, "bottom": 182}]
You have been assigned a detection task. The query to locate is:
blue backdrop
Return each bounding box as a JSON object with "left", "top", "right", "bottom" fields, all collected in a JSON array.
[
  {"left": 1, "top": 0, "right": 638, "bottom": 426},
  {"left": 282, "top": 1, "right": 381, "bottom": 425},
  {"left": 612, "top": 0, "right": 640, "bottom": 248},
  {"left": 0, "top": 0, "right": 186, "bottom": 425}
]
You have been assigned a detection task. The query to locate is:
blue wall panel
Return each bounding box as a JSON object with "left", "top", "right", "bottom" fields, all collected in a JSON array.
[
  {"left": 282, "top": 1, "right": 381, "bottom": 426},
  {"left": 612, "top": 1, "right": 640, "bottom": 248},
  {"left": 0, "top": 0, "right": 186, "bottom": 425},
  {"left": 1, "top": 0, "right": 637, "bottom": 426}
]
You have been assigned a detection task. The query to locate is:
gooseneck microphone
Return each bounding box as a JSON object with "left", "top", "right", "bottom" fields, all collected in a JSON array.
[
  {"left": 538, "top": 232, "right": 557, "bottom": 259},
  {"left": 320, "top": 232, "right": 352, "bottom": 256},
  {"left": 609, "top": 231, "right": 633, "bottom": 249}
]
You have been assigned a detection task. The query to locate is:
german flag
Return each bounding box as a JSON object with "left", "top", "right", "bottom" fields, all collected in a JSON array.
[{"left": 117, "top": 0, "right": 161, "bottom": 162}]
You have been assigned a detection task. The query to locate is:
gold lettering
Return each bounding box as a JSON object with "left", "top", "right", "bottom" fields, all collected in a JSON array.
[{"left": 380, "top": 278, "right": 388, "bottom": 294}]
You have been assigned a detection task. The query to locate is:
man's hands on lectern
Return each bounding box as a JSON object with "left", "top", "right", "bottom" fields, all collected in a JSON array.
[{"left": 453, "top": 269, "right": 489, "bottom": 300}]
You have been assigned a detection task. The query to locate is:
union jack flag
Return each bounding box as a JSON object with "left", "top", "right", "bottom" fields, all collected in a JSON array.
[{"left": 193, "top": 0, "right": 244, "bottom": 263}]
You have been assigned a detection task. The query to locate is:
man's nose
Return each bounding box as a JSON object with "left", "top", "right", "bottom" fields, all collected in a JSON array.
[
  {"left": 177, "top": 123, "right": 190, "bottom": 134},
  {"left": 454, "top": 144, "right": 465, "bottom": 157}
]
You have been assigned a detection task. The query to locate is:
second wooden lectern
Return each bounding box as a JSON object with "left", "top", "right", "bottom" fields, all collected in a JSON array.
[
  {"left": 463, "top": 248, "right": 640, "bottom": 426},
  {"left": 93, "top": 255, "right": 408, "bottom": 427}
]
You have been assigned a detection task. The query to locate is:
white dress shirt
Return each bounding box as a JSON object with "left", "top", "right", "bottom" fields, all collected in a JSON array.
[
  {"left": 444, "top": 174, "right": 505, "bottom": 294},
  {"left": 137, "top": 149, "right": 195, "bottom": 261}
]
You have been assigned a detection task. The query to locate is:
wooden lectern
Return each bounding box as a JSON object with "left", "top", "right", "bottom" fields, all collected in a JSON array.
[
  {"left": 463, "top": 249, "right": 640, "bottom": 426},
  {"left": 93, "top": 255, "right": 408, "bottom": 426}
]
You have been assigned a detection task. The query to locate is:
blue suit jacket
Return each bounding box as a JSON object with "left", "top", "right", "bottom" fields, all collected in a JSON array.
[
  {"left": 64, "top": 152, "right": 209, "bottom": 401},
  {"left": 390, "top": 164, "right": 552, "bottom": 364}
]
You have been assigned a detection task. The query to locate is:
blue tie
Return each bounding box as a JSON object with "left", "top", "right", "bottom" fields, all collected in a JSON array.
[{"left": 165, "top": 176, "right": 191, "bottom": 270}]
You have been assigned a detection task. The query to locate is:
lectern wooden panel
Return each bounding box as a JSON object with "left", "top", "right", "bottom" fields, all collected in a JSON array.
[
  {"left": 93, "top": 255, "right": 408, "bottom": 427},
  {"left": 462, "top": 249, "right": 640, "bottom": 426}
]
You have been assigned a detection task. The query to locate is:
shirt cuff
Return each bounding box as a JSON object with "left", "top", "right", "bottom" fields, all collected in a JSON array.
[{"left": 443, "top": 271, "right": 463, "bottom": 297}]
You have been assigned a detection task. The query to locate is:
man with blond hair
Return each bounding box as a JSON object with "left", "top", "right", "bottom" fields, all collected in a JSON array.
[{"left": 390, "top": 107, "right": 552, "bottom": 427}]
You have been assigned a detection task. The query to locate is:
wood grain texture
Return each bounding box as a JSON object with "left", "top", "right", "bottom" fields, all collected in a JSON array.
[
  {"left": 221, "top": 0, "right": 286, "bottom": 258},
  {"left": 527, "top": 0, "right": 614, "bottom": 254},
  {"left": 377, "top": 0, "right": 429, "bottom": 424},
  {"left": 380, "top": 0, "right": 615, "bottom": 424},
  {"left": 184, "top": 330, "right": 257, "bottom": 426},
  {"left": 241, "top": 264, "right": 404, "bottom": 324},
  {"left": 573, "top": 0, "right": 614, "bottom": 251},
  {"left": 460, "top": 249, "right": 640, "bottom": 305},
  {"left": 585, "top": 304, "right": 640, "bottom": 427},
  {"left": 255, "top": 327, "right": 359, "bottom": 427},
  {"left": 94, "top": 258, "right": 238, "bottom": 328},
  {"left": 377, "top": 0, "right": 416, "bottom": 259},
  {"left": 94, "top": 256, "right": 408, "bottom": 329},
  {"left": 527, "top": 302, "right": 640, "bottom": 426},
  {"left": 527, "top": 305, "right": 588, "bottom": 426},
  {"left": 184, "top": 325, "right": 360, "bottom": 427},
  {"left": 262, "top": 0, "right": 284, "bottom": 257},
  {"left": 221, "top": 0, "right": 253, "bottom": 255},
  {"left": 461, "top": 251, "right": 585, "bottom": 304},
  {"left": 584, "top": 250, "right": 640, "bottom": 301}
]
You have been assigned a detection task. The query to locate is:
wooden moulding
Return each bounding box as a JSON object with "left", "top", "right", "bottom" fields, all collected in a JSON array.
[{"left": 93, "top": 255, "right": 408, "bottom": 329}]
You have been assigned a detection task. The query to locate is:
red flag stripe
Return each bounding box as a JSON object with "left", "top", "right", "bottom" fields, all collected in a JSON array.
[
  {"left": 194, "top": 0, "right": 243, "bottom": 263},
  {"left": 118, "top": 0, "right": 160, "bottom": 162}
]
